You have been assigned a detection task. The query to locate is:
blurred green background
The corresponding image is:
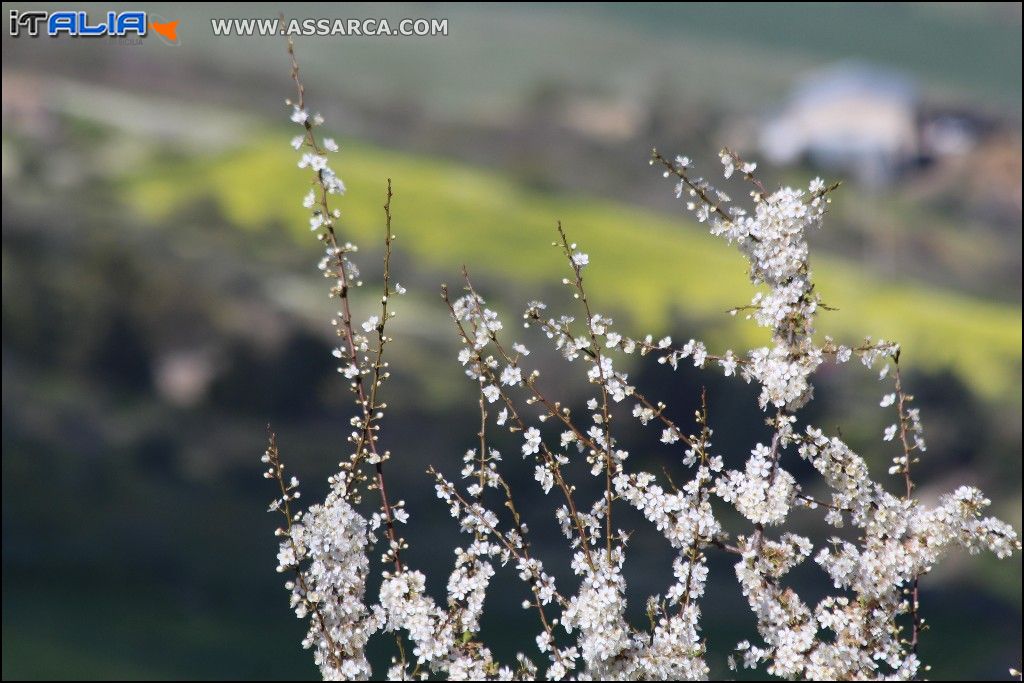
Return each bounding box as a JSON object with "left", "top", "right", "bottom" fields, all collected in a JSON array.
[{"left": 2, "top": 2, "right": 1021, "bottom": 679}]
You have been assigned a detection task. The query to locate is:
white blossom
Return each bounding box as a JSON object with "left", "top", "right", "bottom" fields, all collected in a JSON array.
[
  {"left": 522, "top": 427, "right": 542, "bottom": 456},
  {"left": 270, "top": 129, "right": 1020, "bottom": 681}
]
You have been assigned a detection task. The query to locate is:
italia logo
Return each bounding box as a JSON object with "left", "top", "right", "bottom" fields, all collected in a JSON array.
[{"left": 8, "top": 9, "right": 180, "bottom": 44}]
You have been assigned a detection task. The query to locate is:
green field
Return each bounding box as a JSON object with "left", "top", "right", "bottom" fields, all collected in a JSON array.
[{"left": 126, "top": 136, "right": 1022, "bottom": 404}]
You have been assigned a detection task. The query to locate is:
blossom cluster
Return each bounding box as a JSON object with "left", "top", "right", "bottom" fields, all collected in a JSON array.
[{"left": 266, "top": 52, "right": 1020, "bottom": 680}]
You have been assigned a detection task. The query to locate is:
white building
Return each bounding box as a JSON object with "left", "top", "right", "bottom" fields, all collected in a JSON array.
[{"left": 760, "top": 62, "right": 919, "bottom": 187}]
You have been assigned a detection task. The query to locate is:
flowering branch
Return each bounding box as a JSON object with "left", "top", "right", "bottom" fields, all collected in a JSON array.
[{"left": 264, "top": 44, "right": 1021, "bottom": 681}]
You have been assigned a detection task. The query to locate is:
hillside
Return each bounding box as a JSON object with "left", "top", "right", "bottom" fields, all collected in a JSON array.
[{"left": 127, "top": 136, "right": 1022, "bottom": 404}]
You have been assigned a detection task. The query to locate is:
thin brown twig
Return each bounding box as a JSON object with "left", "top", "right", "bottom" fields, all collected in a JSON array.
[
  {"left": 651, "top": 149, "right": 735, "bottom": 226},
  {"left": 893, "top": 357, "right": 923, "bottom": 667},
  {"left": 287, "top": 37, "right": 403, "bottom": 573},
  {"left": 555, "top": 223, "right": 616, "bottom": 562}
]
